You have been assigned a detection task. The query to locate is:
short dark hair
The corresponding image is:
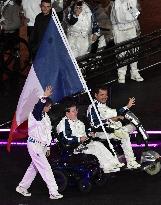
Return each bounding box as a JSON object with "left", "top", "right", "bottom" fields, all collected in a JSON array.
[
  {"left": 41, "top": 0, "right": 51, "bottom": 4},
  {"left": 94, "top": 85, "right": 108, "bottom": 94},
  {"left": 64, "top": 101, "right": 77, "bottom": 113},
  {"left": 44, "top": 97, "right": 53, "bottom": 107}
]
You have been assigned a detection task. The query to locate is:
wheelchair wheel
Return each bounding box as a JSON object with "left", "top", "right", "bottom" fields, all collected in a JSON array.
[
  {"left": 140, "top": 150, "right": 161, "bottom": 175},
  {"left": 1, "top": 35, "right": 31, "bottom": 78},
  {"left": 144, "top": 162, "right": 161, "bottom": 176},
  {"left": 78, "top": 179, "right": 92, "bottom": 193},
  {"left": 53, "top": 170, "right": 68, "bottom": 192}
]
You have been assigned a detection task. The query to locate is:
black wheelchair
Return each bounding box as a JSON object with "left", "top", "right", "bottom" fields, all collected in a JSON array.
[
  {"left": 92, "top": 109, "right": 161, "bottom": 176},
  {"left": 124, "top": 110, "right": 161, "bottom": 175},
  {"left": 49, "top": 105, "right": 161, "bottom": 194},
  {"left": 50, "top": 132, "right": 108, "bottom": 193}
]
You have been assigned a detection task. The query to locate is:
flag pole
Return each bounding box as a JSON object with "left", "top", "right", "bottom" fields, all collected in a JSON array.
[{"left": 52, "top": 9, "right": 117, "bottom": 157}]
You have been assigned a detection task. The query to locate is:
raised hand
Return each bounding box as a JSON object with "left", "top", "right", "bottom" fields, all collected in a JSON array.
[
  {"left": 92, "top": 34, "right": 98, "bottom": 42},
  {"left": 80, "top": 136, "right": 88, "bottom": 142},
  {"left": 44, "top": 85, "right": 53, "bottom": 97},
  {"left": 127, "top": 97, "right": 135, "bottom": 109}
]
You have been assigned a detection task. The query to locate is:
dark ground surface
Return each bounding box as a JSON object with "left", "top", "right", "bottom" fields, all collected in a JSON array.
[
  {"left": 110, "top": 64, "right": 161, "bottom": 130},
  {"left": 1, "top": 30, "right": 161, "bottom": 205},
  {"left": 1, "top": 0, "right": 161, "bottom": 204},
  {"left": 1, "top": 61, "right": 161, "bottom": 130},
  {"left": 0, "top": 145, "right": 161, "bottom": 205},
  {"left": 0, "top": 64, "right": 161, "bottom": 205}
]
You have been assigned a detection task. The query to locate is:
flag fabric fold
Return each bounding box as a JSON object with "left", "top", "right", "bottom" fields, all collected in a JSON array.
[{"left": 7, "top": 9, "right": 85, "bottom": 151}]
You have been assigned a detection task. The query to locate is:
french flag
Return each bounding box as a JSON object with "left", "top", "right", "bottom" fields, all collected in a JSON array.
[{"left": 7, "top": 9, "right": 86, "bottom": 151}]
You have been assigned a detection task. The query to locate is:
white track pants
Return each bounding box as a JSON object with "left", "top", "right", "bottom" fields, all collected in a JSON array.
[
  {"left": 19, "top": 141, "right": 58, "bottom": 195},
  {"left": 83, "top": 141, "right": 121, "bottom": 173},
  {"left": 113, "top": 25, "right": 138, "bottom": 75},
  {"left": 67, "top": 33, "right": 89, "bottom": 58},
  {"left": 96, "top": 125, "right": 136, "bottom": 163}
]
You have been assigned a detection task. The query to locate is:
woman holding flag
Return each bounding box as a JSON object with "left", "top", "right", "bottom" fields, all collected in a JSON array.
[{"left": 16, "top": 86, "right": 63, "bottom": 200}]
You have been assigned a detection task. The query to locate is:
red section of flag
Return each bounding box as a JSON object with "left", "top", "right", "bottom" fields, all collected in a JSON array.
[{"left": 7, "top": 114, "right": 28, "bottom": 152}]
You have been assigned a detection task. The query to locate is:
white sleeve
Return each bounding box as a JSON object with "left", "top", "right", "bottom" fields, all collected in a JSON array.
[{"left": 98, "top": 106, "right": 117, "bottom": 120}]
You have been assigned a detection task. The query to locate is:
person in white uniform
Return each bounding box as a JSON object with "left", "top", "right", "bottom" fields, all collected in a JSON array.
[
  {"left": 16, "top": 86, "right": 63, "bottom": 200},
  {"left": 66, "top": 0, "right": 101, "bottom": 58},
  {"left": 87, "top": 86, "right": 141, "bottom": 169},
  {"left": 110, "top": 0, "right": 144, "bottom": 83},
  {"left": 57, "top": 101, "right": 125, "bottom": 174}
]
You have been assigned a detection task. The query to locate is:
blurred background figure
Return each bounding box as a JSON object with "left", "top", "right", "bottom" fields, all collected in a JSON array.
[
  {"left": 66, "top": 0, "right": 104, "bottom": 58},
  {"left": 0, "top": 0, "right": 22, "bottom": 96},
  {"left": 21, "top": 0, "right": 42, "bottom": 39},
  {"left": 95, "top": 0, "right": 114, "bottom": 47},
  {"left": 29, "top": 0, "right": 52, "bottom": 60},
  {"left": 52, "top": 0, "right": 63, "bottom": 22},
  {"left": 21, "top": 0, "right": 63, "bottom": 40},
  {"left": 110, "top": 0, "right": 144, "bottom": 83},
  {"left": 0, "top": 0, "right": 21, "bottom": 34},
  {"left": 21, "top": 0, "right": 56, "bottom": 40}
]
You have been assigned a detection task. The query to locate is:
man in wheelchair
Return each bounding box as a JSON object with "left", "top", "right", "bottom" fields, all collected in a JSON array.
[
  {"left": 56, "top": 101, "right": 125, "bottom": 174},
  {"left": 87, "top": 86, "right": 141, "bottom": 169}
]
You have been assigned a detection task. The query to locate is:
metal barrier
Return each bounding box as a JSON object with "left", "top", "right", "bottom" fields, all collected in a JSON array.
[{"left": 77, "top": 29, "right": 161, "bottom": 85}]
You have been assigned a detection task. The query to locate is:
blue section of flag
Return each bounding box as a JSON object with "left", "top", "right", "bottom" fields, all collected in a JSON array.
[{"left": 33, "top": 15, "right": 84, "bottom": 102}]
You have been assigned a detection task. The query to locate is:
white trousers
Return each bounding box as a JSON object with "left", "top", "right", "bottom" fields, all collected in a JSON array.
[
  {"left": 96, "top": 124, "right": 136, "bottom": 163},
  {"left": 83, "top": 141, "right": 121, "bottom": 173},
  {"left": 113, "top": 25, "right": 138, "bottom": 75},
  {"left": 19, "top": 141, "right": 58, "bottom": 196},
  {"left": 67, "top": 33, "right": 89, "bottom": 58}
]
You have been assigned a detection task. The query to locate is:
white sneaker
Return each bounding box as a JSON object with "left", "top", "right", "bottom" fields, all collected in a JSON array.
[
  {"left": 104, "top": 167, "right": 120, "bottom": 173},
  {"left": 131, "top": 72, "right": 144, "bottom": 82},
  {"left": 118, "top": 75, "right": 125, "bottom": 83},
  {"left": 50, "top": 193, "right": 63, "bottom": 199},
  {"left": 109, "top": 167, "right": 120, "bottom": 172},
  {"left": 74, "top": 144, "right": 88, "bottom": 154},
  {"left": 116, "top": 162, "right": 125, "bottom": 168},
  {"left": 127, "top": 161, "right": 141, "bottom": 169},
  {"left": 16, "top": 186, "right": 31, "bottom": 197}
]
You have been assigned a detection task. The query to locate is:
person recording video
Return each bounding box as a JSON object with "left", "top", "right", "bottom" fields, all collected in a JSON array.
[
  {"left": 74, "top": 0, "right": 83, "bottom": 16},
  {"left": 66, "top": 0, "right": 101, "bottom": 58}
]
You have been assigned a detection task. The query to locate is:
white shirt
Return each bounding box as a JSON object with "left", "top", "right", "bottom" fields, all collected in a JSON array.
[
  {"left": 111, "top": 0, "right": 139, "bottom": 30},
  {"left": 67, "top": 3, "right": 92, "bottom": 37},
  {"left": 96, "top": 102, "right": 118, "bottom": 120},
  {"left": 57, "top": 116, "right": 86, "bottom": 142},
  {"left": 28, "top": 112, "right": 52, "bottom": 146}
]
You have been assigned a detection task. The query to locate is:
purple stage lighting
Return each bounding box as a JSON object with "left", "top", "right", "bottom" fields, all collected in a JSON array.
[
  {"left": 0, "top": 141, "right": 159, "bottom": 147},
  {"left": 0, "top": 129, "right": 161, "bottom": 147},
  {"left": 1, "top": 129, "right": 161, "bottom": 134}
]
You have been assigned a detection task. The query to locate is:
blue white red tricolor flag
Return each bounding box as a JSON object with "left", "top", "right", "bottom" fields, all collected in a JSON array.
[{"left": 7, "top": 9, "right": 86, "bottom": 151}]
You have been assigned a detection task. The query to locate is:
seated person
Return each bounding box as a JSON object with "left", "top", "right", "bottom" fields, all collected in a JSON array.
[
  {"left": 87, "top": 85, "right": 141, "bottom": 169},
  {"left": 57, "top": 101, "right": 124, "bottom": 174}
]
